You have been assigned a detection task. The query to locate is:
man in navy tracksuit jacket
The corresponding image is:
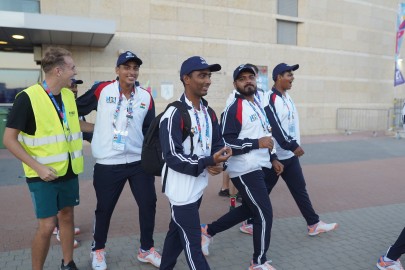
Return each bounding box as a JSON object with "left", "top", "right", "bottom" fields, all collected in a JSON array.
[
  {"left": 76, "top": 51, "right": 161, "bottom": 270},
  {"left": 158, "top": 56, "right": 231, "bottom": 270},
  {"left": 263, "top": 63, "right": 338, "bottom": 236},
  {"left": 201, "top": 65, "right": 283, "bottom": 270}
]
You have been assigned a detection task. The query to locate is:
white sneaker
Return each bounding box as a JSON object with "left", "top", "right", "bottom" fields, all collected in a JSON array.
[
  {"left": 240, "top": 221, "right": 253, "bottom": 235},
  {"left": 249, "top": 260, "right": 276, "bottom": 270},
  {"left": 91, "top": 249, "right": 107, "bottom": 270},
  {"left": 307, "top": 221, "right": 338, "bottom": 236},
  {"left": 376, "top": 256, "right": 404, "bottom": 270},
  {"left": 201, "top": 224, "right": 212, "bottom": 256},
  {"left": 137, "top": 247, "right": 161, "bottom": 268}
]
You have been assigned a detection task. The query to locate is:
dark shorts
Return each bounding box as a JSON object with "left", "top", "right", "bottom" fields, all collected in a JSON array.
[{"left": 28, "top": 177, "right": 80, "bottom": 219}]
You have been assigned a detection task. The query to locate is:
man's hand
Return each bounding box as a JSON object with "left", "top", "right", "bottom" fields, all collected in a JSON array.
[
  {"left": 272, "top": 160, "right": 284, "bottom": 176},
  {"left": 207, "top": 164, "right": 223, "bottom": 176},
  {"left": 258, "top": 136, "right": 274, "bottom": 149},
  {"left": 36, "top": 165, "right": 58, "bottom": 181},
  {"left": 293, "top": 146, "right": 305, "bottom": 157},
  {"left": 213, "top": 146, "right": 232, "bottom": 164},
  {"left": 3, "top": 127, "right": 58, "bottom": 182}
]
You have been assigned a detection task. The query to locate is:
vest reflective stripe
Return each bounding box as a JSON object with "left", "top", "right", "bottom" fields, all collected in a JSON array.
[
  {"left": 18, "top": 132, "right": 82, "bottom": 146},
  {"left": 32, "top": 150, "right": 83, "bottom": 164},
  {"left": 70, "top": 149, "right": 83, "bottom": 159},
  {"left": 18, "top": 134, "right": 65, "bottom": 146},
  {"left": 33, "top": 152, "right": 69, "bottom": 164}
]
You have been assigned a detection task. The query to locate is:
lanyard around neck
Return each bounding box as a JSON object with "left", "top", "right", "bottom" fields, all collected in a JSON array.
[
  {"left": 282, "top": 95, "right": 295, "bottom": 120},
  {"left": 192, "top": 100, "right": 210, "bottom": 150},
  {"left": 112, "top": 84, "right": 135, "bottom": 132},
  {"left": 247, "top": 96, "right": 271, "bottom": 134},
  {"left": 42, "top": 80, "right": 69, "bottom": 130}
]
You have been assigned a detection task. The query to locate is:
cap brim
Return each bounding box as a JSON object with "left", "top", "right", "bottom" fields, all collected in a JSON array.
[
  {"left": 71, "top": 79, "right": 83, "bottom": 84},
  {"left": 208, "top": 64, "right": 221, "bottom": 72},
  {"left": 290, "top": 64, "right": 299, "bottom": 71},
  {"left": 133, "top": 57, "right": 143, "bottom": 65}
]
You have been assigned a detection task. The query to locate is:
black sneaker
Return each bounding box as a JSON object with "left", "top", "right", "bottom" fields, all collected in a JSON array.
[
  {"left": 218, "top": 188, "right": 229, "bottom": 197},
  {"left": 60, "top": 259, "right": 78, "bottom": 270}
]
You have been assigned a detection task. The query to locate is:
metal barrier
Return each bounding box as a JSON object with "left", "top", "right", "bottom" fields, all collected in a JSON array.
[
  {"left": 336, "top": 108, "right": 390, "bottom": 135},
  {"left": 392, "top": 98, "right": 405, "bottom": 130}
]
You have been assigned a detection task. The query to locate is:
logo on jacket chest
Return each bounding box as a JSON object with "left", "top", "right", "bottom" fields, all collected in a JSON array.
[
  {"left": 249, "top": 114, "right": 258, "bottom": 122},
  {"left": 106, "top": 96, "right": 117, "bottom": 103}
]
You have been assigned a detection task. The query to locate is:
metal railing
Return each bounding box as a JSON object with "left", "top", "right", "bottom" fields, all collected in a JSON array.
[
  {"left": 392, "top": 98, "right": 405, "bottom": 130},
  {"left": 336, "top": 108, "right": 390, "bottom": 135}
]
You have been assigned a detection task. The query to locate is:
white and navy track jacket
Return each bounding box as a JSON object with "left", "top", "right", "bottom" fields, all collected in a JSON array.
[
  {"left": 76, "top": 80, "right": 155, "bottom": 164},
  {"left": 221, "top": 93, "right": 274, "bottom": 178},
  {"left": 159, "top": 94, "right": 225, "bottom": 206},
  {"left": 263, "top": 87, "right": 300, "bottom": 160}
]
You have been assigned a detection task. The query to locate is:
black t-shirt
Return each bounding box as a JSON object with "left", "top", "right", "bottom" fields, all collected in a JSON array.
[{"left": 7, "top": 90, "right": 77, "bottom": 183}]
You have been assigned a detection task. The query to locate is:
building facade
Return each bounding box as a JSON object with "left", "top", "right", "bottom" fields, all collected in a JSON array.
[{"left": 0, "top": 0, "right": 402, "bottom": 135}]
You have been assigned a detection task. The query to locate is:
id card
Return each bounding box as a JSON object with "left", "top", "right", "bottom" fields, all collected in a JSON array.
[
  {"left": 288, "top": 122, "right": 296, "bottom": 138},
  {"left": 112, "top": 132, "right": 127, "bottom": 151}
]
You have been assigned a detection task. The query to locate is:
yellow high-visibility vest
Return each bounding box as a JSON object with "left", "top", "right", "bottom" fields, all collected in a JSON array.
[{"left": 17, "top": 84, "right": 84, "bottom": 177}]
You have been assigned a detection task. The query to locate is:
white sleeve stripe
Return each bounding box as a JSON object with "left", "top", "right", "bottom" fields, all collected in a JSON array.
[
  {"left": 167, "top": 108, "right": 199, "bottom": 165},
  {"left": 221, "top": 99, "right": 237, "bottom": 135}
]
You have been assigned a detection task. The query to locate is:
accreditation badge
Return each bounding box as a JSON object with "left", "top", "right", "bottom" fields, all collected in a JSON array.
[
  {"left": 288, "top": 122, "right": 296, "bottom": 138},
  {"left": 112, "top": 131, "right": 127, "bottom": 151}
]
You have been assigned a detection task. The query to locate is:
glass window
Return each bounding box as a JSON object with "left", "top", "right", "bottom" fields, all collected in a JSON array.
[
  {"left": 0, "top": 69, "right": 40, "bottom": 103},
  {"left": 277, "top": 21, "right": 297, "bottom": 45},
  {"left": 277, "top": 0, "right": 298, "bottom": 17},
  {"left": 0, "top": 0, "right": 40, "bottom": 13}
]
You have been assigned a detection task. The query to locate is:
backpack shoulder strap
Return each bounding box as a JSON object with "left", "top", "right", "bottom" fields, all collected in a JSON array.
[
  {"left": 167, "top": 101, "right": 194, "bottom": 154},
  {"left": 207, "top": 106, "right": 217, "bottom": 124}
]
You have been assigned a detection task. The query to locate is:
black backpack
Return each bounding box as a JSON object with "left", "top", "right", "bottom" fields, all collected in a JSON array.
[
  {"left": 141, "top": 101, "right": 194, "bottom": 190},
  {"left": 141, "top": 100, "right": 216, "bottom": 192}
]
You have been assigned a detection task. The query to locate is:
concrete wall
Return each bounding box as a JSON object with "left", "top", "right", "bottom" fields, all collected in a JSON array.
[{"left": 41, "top": 0, "right": 401, "bottom": 135}]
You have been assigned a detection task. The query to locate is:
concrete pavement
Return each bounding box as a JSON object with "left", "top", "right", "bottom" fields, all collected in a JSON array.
[{"left": 0, "top": 132, "right": 405, "bottom": 269}]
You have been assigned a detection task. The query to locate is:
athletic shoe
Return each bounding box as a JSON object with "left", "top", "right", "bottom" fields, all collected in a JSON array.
[
  {"left": 376, "top": 256, "right": 404, "bottom": 270},
  {"left": 201, "top": 224, "right": 212, "bottom": 256},
  {"left": 56, "top": 231, "right": 79, "bottom": 248},
  {"left": 248, "top": 260, "right": 276, "bottom": 270},
  {"left": 137, "top": 247, "right": 161, "bottom": 268},
  {"left": 218, "top": 188, "right": 230, "bottom": 197},
  {"left": 307, "top": 221, "right": 338, "bottom": 236},
  {"left": 90, "top": 249, "right": 107, "bottom": 270},
  {"left": 240, "top": 221, "right": 253, "bottom": 235},
  {"left": 60, "top": 259, "right": 78, "bottom": 270}
]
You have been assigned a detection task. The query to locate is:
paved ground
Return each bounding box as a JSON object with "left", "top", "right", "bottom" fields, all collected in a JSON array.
[{"left": 0, "top": 132, "right": 405, "bottom": 269}]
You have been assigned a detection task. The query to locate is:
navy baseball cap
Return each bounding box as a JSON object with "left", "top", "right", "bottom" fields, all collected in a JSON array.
[
  {"left": 180, "top": 56, "right": 221, "bottom": 81},
  {"left": 272, "top": 63, "right": 299, "bottom": 81},
  {"left": 116, "top": 51, "right": 142, "bottom": 67},
  {"left": 233, "top": 64, "right": 256, "bottom": 81},
  {"left": 71, "top": 78, "right": 83, "bottom": 85}
]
